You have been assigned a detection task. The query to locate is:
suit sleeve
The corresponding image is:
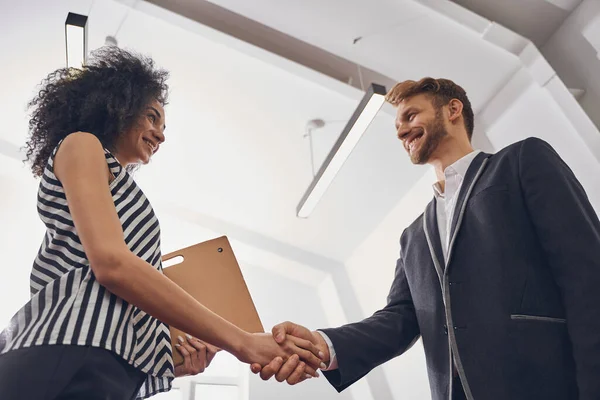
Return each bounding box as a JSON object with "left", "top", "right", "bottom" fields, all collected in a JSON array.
[
  {"left": 320, "top": 252, "right": 420, "bottom": 392},
  {"left": 519, "top": 137, "right": 600, "bottom": 400}
]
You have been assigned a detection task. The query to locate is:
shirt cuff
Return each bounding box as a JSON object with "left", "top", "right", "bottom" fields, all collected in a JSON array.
[{"left": 316, "top": 330, "right": 338, "bottom": 371}]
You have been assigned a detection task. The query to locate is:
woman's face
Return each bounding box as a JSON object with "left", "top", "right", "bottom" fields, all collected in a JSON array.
[{"left": 115, "top": 99, "right": 166, "bottom": 166}]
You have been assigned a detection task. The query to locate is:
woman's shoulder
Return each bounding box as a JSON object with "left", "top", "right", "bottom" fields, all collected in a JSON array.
[
  {"left": 53, "top": 132, "right": 111, "bottom": 181},
  {"left": 54, "top": 131, "right": 108, "bottom": 161},
  {"left": 60, "top": 131, "right": 104, "bottom": 151}
]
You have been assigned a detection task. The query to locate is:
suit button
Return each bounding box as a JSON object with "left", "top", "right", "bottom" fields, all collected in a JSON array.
[{"left": 443, "top": 325, "right": 448, "bottom": 335}]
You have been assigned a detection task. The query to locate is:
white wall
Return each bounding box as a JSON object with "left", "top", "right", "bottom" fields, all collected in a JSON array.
[
  {"left": 0, "top": 155, "right": 46, "bottom": 330},
  {"left": 543, "top": 0, "right": 600, "bottom": 129}
]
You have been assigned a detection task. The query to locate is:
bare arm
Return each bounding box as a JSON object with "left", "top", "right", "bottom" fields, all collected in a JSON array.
[{"left": 53, "top": 132, "right": 321, "bottom": 368}]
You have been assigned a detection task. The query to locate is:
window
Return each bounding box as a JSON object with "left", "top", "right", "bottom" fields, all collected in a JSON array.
[
  {"left": 154, "top": 388, "right": 182, "bottom": 400},
  {"left": 194, "top": 383, "right": 239, "bottom": 399}
]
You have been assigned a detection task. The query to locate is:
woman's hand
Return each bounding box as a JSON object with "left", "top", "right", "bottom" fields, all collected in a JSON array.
[
  {"left": 237, "top": 332, "right": 323, "bottom": 377},
  {"left": 174, "top": 334, "right": 221, "bottom": 377}
]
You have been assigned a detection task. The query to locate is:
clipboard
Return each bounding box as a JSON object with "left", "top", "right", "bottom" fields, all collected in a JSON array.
[{"left": 161, "top": 236, "right": 264, "bottom": 366}]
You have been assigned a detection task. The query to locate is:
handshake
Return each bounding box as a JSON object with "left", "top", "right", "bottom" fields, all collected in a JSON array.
[{"left": 241, "top": 321, "right": 331, "bottom": 385}]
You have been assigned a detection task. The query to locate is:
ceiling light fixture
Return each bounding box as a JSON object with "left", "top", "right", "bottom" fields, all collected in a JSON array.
[
  {"left": 65, "top": 12, "right": 88, "bottom": 68},
  {"left": 296, "top": 82, "right": 387, "bottom": 218}
]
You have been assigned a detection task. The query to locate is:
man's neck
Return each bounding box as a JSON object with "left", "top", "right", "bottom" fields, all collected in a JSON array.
[{"left": 430, "top": 140, "right": 474, "bottom": 193}]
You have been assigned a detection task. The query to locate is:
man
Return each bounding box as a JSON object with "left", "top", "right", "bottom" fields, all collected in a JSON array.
[{"left": 252, "top": 78, "right": 600, "bottom": 400}]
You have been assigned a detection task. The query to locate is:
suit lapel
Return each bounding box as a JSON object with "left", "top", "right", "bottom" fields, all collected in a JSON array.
[
  {"left": 446, "top": 152, "right": 491, "bottom": 269},
  {"left": 424, "top": 199, "right": 445, "bottom": 285},
  {"left": 424, "top": 151, "right": 491, "bottom": 285}
]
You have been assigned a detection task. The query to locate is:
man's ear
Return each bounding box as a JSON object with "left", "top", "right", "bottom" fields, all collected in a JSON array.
[{"left": 448, "top": 99, "right": 464, "bottom": 123}]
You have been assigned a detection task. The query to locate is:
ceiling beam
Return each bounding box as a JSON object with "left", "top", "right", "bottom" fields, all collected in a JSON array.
[
  {"left": 545, "top": 0, "right": 582, "bottom": 12},
  {"left": 130, "top": 0, "right": 397, "bottom": 94}
]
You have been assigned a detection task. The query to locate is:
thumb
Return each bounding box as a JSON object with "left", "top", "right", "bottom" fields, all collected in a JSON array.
[{"left": 272, "top": 321, "right": 295, "bottom": 343}]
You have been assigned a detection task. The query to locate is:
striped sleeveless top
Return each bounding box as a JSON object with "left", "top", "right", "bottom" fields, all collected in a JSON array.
[{"left": 0, "top": 141, "right": 174, "bottom": 399}]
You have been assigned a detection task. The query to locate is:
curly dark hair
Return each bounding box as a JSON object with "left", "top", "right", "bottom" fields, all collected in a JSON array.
[{"left": 24, "top": 46, "right": 169, "bottom": 177}]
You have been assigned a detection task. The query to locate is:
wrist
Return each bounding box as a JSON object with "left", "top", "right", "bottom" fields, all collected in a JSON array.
[{"left": 227, "top": 329, "right": 251, "bottom": 361}]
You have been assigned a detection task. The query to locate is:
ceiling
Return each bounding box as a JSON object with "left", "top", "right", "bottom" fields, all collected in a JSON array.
[
  {"left": 451, "top": 0, "right": 582, "bottom": 47},
  {"left": 190, "top": 0, "right": 521, "bottom": 109},
  {"left": 1, "top": 0, "right": 522, "bottom": 264}
]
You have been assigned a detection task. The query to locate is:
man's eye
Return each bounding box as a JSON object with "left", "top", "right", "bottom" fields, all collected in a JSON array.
[
  {"left": 148, "top": 114, "right": 156, "bottom": 123},
  {"left": 408, "top": 113, "right": 416, "bottom": 121}
]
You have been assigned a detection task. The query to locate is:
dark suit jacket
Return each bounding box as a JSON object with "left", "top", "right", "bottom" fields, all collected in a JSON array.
[{"left": 321, "top": 137, "right": 600, "bottom": 400}]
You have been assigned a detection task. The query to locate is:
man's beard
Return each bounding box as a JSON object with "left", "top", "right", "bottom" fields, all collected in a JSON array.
[{"left": 410, "top": 110, "right": 448, "bottom": 165}]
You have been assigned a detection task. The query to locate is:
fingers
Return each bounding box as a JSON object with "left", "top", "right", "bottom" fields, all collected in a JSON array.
[
  {"left": 205, "top": 342, "right": 221, "bottom": 354},
  {"left": 259, "top": 357, "right": 284, "bottom": 380},
  {"left": 300, "top": 364, "right": 319, "bottom": 377},
  {"left": 272, "top": 321, "right": 314, "bottom": 343},
  {"left": 286, "top": 361, "right": 310, "bottom": 385},
  {"left": 275, "top": 354, "right": 300, "bottom": 382},
  {"left": 273, "top": 321, "right": 306, "bottom": 343},
  {"left": 250, "top": 359, "right": 318, "bottom": 378},
  {"left": 186, "top": 336, "right": 220, "bottom": 368},
  {"left": 283, "top": 342, "right": 323, "bottom": 371},
  {"left": 249, "top": 354, "right": 318, "bottom": 385},
  {"left": 205, "top": 344, "right": 219, "bottom": 367},
  {"left": 250, "top": 363, "right": 262, "bottom": 374},
  {"left": 186, "top": 337, "right": 208, "bottom": 373},
  {"left": 175, "top": 341, "right": 193, "bottom": 374},
  {"left": 272, "top": 322, "right": 293, "bottom": 343},
  {"left": 286, "top": 335, "right": 325, "bottom": 361}
]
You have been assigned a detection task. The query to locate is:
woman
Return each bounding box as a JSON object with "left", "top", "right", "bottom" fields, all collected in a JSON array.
[{"left": 0, "top": 47, "right": 321, "bottom": 399}]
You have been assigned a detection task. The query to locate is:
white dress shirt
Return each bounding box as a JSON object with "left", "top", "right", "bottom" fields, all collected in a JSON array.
[{"left": 318, "top": 150, "right": 481, "bottom": 371}]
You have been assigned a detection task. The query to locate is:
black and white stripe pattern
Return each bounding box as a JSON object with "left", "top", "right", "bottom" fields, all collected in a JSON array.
[{"left": 0, "top": 143, "right": 174, "bottom": 399}]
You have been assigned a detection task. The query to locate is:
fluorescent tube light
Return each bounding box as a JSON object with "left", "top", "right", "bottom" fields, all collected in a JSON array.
[
  {"left": 296, "top": 83, "right": 386, "bottom": 218},
  {"left": 65, "top": 12, "right": 88, "bottom": 68}
]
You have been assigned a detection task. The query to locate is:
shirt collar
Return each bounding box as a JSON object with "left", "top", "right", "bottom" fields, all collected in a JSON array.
[
  {"left": 433, "top": 182, "right": 445, "bottom": 199},
  {"left": 432, "top": 150, "right": 481, "bottom": 198}
]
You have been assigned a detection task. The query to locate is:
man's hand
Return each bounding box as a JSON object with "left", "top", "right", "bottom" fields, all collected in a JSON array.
[
  {"left": 174, "top": 334, "right": 221, "bottom": 377},
  {"left": 238, "top": 331, "right": 323, "bottom": 376},
  {"left": 250, "top": 321, "right": 330, "bottom": 385}
]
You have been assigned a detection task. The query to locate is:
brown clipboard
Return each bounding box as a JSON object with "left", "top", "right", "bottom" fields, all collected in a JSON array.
[{"left": 161, "top": 236, "right": 264, "bottom": 366}]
